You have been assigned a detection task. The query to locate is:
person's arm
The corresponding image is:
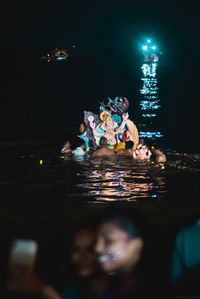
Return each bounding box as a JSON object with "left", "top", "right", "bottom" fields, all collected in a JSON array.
[
  {"left": 115, "top": 113, "right": 129, "bottom": 134},
  {"left": 18, "top": 270, "right": 61, "bottom": 299}
]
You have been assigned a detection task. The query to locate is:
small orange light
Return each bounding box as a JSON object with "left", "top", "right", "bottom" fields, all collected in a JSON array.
[
  {"left": 161, "top": 166, "right": 165, "bottom": 170},
  {"left": 40, "top": 160, "right": 43, "bottom": 165},
  {"left": 184, "top": 153, "right": 187, "bottom": 156}
]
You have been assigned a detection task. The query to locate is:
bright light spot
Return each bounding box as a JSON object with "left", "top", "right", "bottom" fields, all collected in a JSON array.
[
  {"left": 40, "top": 160, "right": 43, "bottom": 165},
  {"left": 141, "top": 63, "right": 157, "bottom": 77},
  {"left": 152, "top": 46, "right": 156, "bottom": 50},
  {"left": 143, "top": 45, "right": 148, "bottom": 50},
  {"left": 147, "top": 40, "right": 151, "bottom": 43}
]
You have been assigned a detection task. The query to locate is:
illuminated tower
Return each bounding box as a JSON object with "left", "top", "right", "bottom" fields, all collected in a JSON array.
[{"left": 138, "top": 39, "right": 163, "bottom": 141}]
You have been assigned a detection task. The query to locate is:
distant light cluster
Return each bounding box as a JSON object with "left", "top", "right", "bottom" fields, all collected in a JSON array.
[
  {"left": 141, "top": 63, "right": 157, "bottom": 77},
  {"left": 139, "top": 131, "right": 163, "bottom": 138},
  {"left": 140, "top": 100, "right": 160, "bottom": 110}
]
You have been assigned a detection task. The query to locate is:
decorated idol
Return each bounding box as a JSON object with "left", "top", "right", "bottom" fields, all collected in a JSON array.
[{"left": 84, "top": 97, "right": 139, "bottom": 150}]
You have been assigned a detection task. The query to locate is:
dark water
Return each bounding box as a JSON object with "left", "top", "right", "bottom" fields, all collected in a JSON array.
[{"left": 1, "top": 51, "right": 200, "bottom": 292}]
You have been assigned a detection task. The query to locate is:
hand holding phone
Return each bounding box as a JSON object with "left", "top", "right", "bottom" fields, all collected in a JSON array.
[{"left": 7, "top": 239, "right": 38, "bottom": 291}]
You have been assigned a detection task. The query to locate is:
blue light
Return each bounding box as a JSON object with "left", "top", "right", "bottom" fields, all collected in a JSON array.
[
  {"left": 143, "top": 45, "right": 148, "bottom": 50},
  {"left": 152, "top": 46, "right": 156, "bottom": 50},
  {"left": 139, "top": 131, "right": 163, "bottom": 138},
  {"left": 142, "top": 114, "right": 156, "bottom": 118},
  {"left": 147, "top": 39, "right": 151, "bottom": 43}
]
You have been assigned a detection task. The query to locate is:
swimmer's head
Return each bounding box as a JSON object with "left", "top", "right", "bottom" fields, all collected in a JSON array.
[
  {"left": 125, "top": 140, "right": 134, "bottom": 149},
  {"left": 63, "top": 141, "right": 71, "bottom": 149}
]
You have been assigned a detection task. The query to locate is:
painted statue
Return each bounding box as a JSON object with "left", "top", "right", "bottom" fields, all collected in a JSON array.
[{"left": 83, "top": 97, "right": 139, "bottom": 150}]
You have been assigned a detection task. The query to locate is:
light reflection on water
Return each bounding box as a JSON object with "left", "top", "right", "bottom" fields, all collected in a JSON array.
[
  {"left": 71, "top": 157, "right": 166, "bottom": 202},
  {"left": 138, "top": 61, "right": 163, "bottom": 140}
]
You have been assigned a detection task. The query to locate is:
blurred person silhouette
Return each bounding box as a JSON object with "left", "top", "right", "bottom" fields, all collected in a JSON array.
[
  {"left": 95, "top": 207, "right": 151, "bottom": 299},
  {"left": 170, "top": 218, "right": 200, "bottom": 294},
  {"left": 62, "top": 218, "right": 110, "bottom": 299},
  {"left": 150, "top": 148, "right": 166, "bottom": 163},
  {"left": 92, "top": 137, "right": 115, "bottom": 157}
]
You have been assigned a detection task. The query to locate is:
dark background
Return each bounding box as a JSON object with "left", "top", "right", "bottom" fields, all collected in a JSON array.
[{"left": 1, "top": 0, "right": 200, "bottom": 148}]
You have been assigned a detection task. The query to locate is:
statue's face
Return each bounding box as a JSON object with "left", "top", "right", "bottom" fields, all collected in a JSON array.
[{"left": 88, "top": 115, "right": 94, "bottom": 122}]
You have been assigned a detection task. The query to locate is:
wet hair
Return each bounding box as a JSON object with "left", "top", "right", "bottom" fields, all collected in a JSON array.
[
  {"left": 98, "top": 207, "right": 141, "bottom": 239},
  {"left": 100, "top": 137, "right": 107, "bottom": 147},
  {"left": 125, "top": 140, "right": 134, "bottom": 149},
  {"left": 72, "top": 137, "right": 85, "bottom": 149}
]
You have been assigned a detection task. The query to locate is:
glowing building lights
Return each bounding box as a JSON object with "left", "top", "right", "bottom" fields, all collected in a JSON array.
[
  {"left": 141, "top": 63, "right": 157, "bottom": 77},
  {"left": 139, "top": 131, "right": 163, "bottom": 138},
  {"left": 139, "top": 41, "right": 163, "bottom": 140}
]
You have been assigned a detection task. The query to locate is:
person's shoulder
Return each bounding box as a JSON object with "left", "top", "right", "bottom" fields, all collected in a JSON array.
[
  {"left": 116, "top": 149, "right": 124, "bottom": 155},
  {"left": 107, "top": 149, "right": 115, "bottom": 155},
  {"left": 92, "top": 149, "right": 100, "bottom": 156},
  {"left": 62, "top": 283, "right": 79, "bottom": 299}
]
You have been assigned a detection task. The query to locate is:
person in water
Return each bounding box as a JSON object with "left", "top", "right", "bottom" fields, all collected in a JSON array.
[
  {"left": 116, "top": 141, "right": 134, "bottom": 157},
  {"left": 92, "top": 137, "right": 115, "bottom": 157},
  {"left": 61, "top": 141, "right": 72, "bottom": 155},
  {"left": 72, "top": 138, "right": 86, "bottom": 156},
  {"left": 78, "top": 122, "right": 89, "bottom": 152}
]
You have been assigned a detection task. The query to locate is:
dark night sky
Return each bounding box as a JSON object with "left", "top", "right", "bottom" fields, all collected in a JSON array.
[
  {"left": 1, "top": 0, "right": 200, "bottom": 142},
  {"left": 3, "top": 1, "right": 199, "bottom": 51}
]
